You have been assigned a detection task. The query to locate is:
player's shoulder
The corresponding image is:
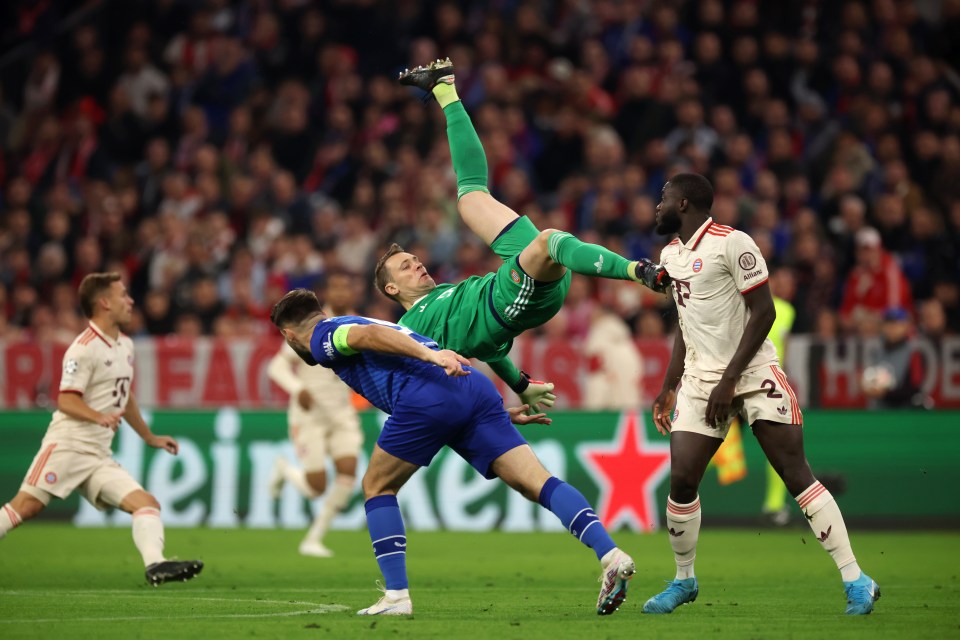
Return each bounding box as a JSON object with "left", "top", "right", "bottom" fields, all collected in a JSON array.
[
  {"left": 68, "top": 326, "right": 105, "bottom": 352},
  {"left": 319, "top": 314, "right": 365, "bottom": 329},
  {"left": 660, "top": 237, "right": 682, "bottom": 262},
  {"left": 709, "top": 225, "right": 754, "bottom": 246}
]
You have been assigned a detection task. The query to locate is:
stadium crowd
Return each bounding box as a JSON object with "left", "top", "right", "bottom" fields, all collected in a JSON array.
[{"left": 0, "top": 0, "right": 958, "bottom": 347}]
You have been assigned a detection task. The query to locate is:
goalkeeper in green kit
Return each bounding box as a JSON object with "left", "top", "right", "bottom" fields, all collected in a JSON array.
[{"left": 373, "top": 58, "right": 671, "bottom": 410}]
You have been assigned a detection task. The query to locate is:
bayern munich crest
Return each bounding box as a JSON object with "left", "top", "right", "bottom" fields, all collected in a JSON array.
[
  {"left": 45, "top": 471, "right": 58, "bottom": 484},
  {"left": 692, "top": 258, "right": 703, "bottom": 273},
  {"left": 510, "top": 269, "right": 521, "bottom": 284}
]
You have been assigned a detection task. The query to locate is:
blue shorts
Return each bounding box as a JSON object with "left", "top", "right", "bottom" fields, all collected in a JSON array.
[{"left": 378, "top": 366, "right": 527, "bottom": 479}]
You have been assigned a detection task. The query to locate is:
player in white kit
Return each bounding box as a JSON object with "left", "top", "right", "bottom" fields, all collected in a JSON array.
[
  {"left": 267, "top": 271, "right": 363, "bottom": 557},
  {"left": 0, "top": 273, "right": 203, "bottom": 585},
  {"left": 641, "top": 174, "right": 879, "bottom": 615}
]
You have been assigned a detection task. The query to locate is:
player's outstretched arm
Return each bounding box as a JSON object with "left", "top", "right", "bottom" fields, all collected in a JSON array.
[
  {"left": 124, "top": 393, "right": 178, "bottom": 454},
  {"left": 487, "top": 355, "right": 557, "bottom": 413},
  {"left": 705, "top": 282, "right": 777, "bottom": 428},
  {"left": 344, "top": 324, "right": 471, "bottom": 376},
  {"left": 653, "top": 326, "right": 686, "bottom": 435}
]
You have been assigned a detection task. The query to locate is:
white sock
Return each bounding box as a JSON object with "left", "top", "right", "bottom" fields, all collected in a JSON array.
[
  {"left": 132, "top": 507, "right": 166, "bottom": 566},
  {"left": 666, "top": 496, "right": 701, "bottom": 580},
  {"left": 0, "top": 503, "right": 23, "bottom": 539},
  {"left": 386, "top": 588, "right": 410, "bottom": 600},
  {"left": 796, "top": 481, "right": 860, "bottom": 582},
  {"left": 304, "top": 475, "right": 355, "bottom": 544},
  {"left": 281, "top": 460, "right": 320, "bottom": 500}
]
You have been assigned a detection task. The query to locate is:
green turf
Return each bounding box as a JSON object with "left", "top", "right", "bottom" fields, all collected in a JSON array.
[{"left": 0, "top": 525, "right": 956, "bottom": 639}]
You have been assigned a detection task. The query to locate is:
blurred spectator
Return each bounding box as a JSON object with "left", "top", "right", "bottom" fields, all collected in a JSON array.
[
  {"left": 583, "top": 306, "right": 643, "bottom": 410},
  {"left": 861, "top": 308, "right": 929, "bottom": 410},
  {"left": 839, "top": 227, "right": 913, "bottom": 330},
  {"left": 0, "top": 0, "right": 954, "bottom": 352}
]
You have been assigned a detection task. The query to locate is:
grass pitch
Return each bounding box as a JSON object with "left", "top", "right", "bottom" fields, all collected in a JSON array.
[{"left": 0, "top": 525, "right": 956, "bottom": 639}]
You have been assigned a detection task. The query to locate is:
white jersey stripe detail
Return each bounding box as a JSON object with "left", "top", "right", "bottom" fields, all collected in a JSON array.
[{"left": 577, "top": 520, "right": 600, "bottom": 541}]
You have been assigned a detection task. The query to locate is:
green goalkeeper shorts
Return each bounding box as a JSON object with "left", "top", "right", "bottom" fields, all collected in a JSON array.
[{"left": 488, "top": 216, "right": 571, "bottom": 331}]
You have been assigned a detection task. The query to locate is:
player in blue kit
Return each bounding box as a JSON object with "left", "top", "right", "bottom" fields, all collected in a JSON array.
[{"left": 270, "top": 288, "right": 636, "bottom": 617}]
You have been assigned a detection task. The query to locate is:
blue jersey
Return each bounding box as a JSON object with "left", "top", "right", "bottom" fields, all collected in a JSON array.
[{"left": 309, "top": 315, "right": 442, "bottom": 414}]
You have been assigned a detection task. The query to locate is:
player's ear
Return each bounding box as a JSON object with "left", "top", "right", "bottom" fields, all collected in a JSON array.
[{"left": 384, "top": 282, "right": 399, "bottom": 297}]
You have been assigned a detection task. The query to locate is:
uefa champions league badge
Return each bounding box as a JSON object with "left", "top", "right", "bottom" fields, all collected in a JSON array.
[
  {"left": 510, "top": 269, "right": 521, "bottom": 284},
  {"left": 692, "top": 258, "right": 703, "bottom": 273},
  {"left": 45, "top": 472, "right": 58, "bottom": 485}
]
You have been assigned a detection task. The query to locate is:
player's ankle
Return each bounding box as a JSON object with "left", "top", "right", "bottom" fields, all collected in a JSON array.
[{"left": 433, "top": 82, "right": 459, "bottom": 108}]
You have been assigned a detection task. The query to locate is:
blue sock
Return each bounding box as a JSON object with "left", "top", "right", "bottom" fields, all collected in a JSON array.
[
  {"left": 365, "top": 495, "right": 408, "bottom": 590},
  {"left": 538, "top": 477, "right": 616, "bottom": 560}
]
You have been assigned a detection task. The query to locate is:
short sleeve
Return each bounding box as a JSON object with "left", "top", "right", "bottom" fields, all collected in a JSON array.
[
  {"left": 722, "top": 230, "right": 769, "bottom": 294},
  {"left": 60, "top": 343, "right": 95, "bottom": 394},
  {"left": 310, "top": 319, "right": 358, "bottom": 366}
]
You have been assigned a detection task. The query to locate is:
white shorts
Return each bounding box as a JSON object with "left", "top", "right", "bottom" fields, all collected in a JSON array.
[
  {"left": 289, "top": 407, "right": 363, "bottom": 473},
  {"left": 20, "top": 443, "right": 145, "bottom": 510},
  {"left": 672, "top": 364, "right": 802, "bottom": 440}
]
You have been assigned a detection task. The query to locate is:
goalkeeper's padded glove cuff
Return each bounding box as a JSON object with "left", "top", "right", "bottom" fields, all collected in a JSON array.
[{"left": 510, "top": 371, "right": 532, "bottom": 394}]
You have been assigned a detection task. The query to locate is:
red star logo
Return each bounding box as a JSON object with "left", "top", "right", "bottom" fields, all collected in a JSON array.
[{"left": 578, "top": 411, "right": 671, "bottom": 531}]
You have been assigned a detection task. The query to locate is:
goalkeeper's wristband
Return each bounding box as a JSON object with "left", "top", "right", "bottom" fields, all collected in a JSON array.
[{"left": 509, "top": 371, "right": 531, "bottom": 394}]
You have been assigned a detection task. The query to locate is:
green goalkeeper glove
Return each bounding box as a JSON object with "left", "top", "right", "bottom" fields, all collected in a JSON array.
[{"left": 511, "top": 371, "right": 557, "bottom": 415}]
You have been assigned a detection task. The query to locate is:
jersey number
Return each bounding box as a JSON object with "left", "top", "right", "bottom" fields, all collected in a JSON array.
[
  {"left": 761, "top": 379, "right": 783, "bottom": 399},
  {"left": 113, "top": 376, "right": 131, "bottom": 407},
  {"left": 673, "top": 279, "right": 692, "bottom": 307}
]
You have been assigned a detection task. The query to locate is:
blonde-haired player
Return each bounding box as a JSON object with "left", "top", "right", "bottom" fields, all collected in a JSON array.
[
  {"left": 0, "top": 273, "right": 203, "bottom": 585},
  {"left": 267, "top": 271, "right": 363, "bottom": 557},
  {"left": 643, "top": 174, "right": 879, "bottom": 615}
]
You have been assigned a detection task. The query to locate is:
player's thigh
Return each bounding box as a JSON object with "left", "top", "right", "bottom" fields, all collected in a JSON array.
[
  {"left": 460, "top": 191, "right": 521, "bottom": 248},
  {"left": 492, "top": 257, "right": 571, "bottom": 329},
  {"left": 489, "top": 214, "right": 539, "bottom": 260},
  {"left": 20, "top": 445, "right": 99, "bottom": 502},
  {"left": 670, "top": 374, "right": 739, "bottom": 440},
  {"left": 448, "top": 378, "right": 529, "bottom": 481},
  {"left": 363, "top": 445, "right": 419, "bottom": 497},
  {"left": 80, "top": 459, "right": 146, "bottom": 511},
  {"left": 374, "top": 376, "right": 469, "bottom": 473},
  {"left": 326, "top": 410, "right": 364, "bottom": 466},
  {"left": 292, "top": 420, "right": 329, "bottom": 474}
]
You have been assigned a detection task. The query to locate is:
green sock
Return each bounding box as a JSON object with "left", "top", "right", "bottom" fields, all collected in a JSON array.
[
  {"left": 432, "top": 82, "right": 459, "bottom": 109},
  {"left": 547, "top": 231, "right": 641, "bottom": 281},
  {"left": 442, "top": 101, "right": 490, "bottom": 199}
]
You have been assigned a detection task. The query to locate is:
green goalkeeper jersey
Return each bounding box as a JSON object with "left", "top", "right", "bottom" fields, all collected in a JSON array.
[{"left": 398, "top": 276, "right": 516, "bottom": 363}]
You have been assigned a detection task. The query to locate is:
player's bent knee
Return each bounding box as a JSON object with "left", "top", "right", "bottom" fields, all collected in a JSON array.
[
  {"left": 120, "top": 490, "right": 161, "bottom": 512},
  {"left": 536, "top": 229, "right": 560, "bottom": 255},
  {"left": 305, "top": 471, "right": 327, "bottom": 495}
]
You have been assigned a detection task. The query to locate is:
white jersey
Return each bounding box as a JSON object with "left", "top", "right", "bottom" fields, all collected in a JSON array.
[
  {"left": 267, "top": 341, "right": 356, "bottom": 420},
  {"left": 45, "top": 322, "right": 135, "bottom": 456},
  {"left": 660, "top": 217, "right": 779, "bottom": 380}
]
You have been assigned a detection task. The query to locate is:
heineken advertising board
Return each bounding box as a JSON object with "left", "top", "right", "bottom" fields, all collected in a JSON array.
[{"left": 0, "top": 410, "right": 955, "bottom": 529}]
